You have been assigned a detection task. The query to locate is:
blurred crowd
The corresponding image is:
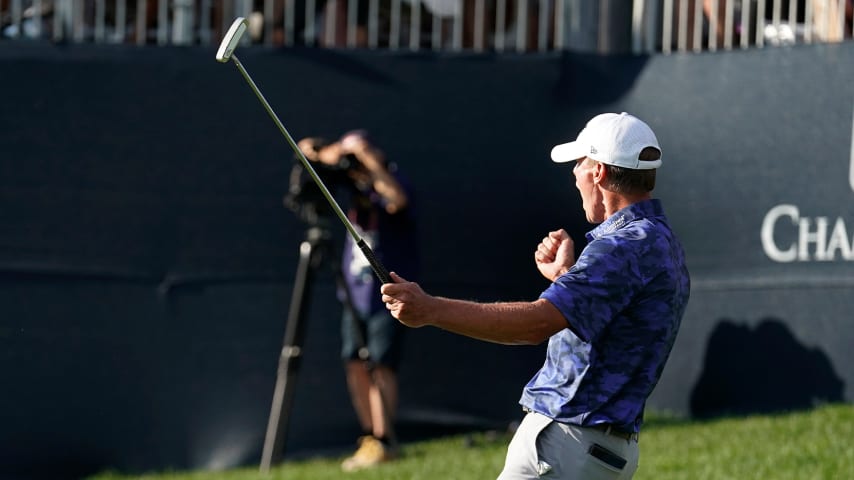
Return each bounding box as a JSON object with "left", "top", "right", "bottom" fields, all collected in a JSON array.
[
  {"left": 0, "top": 0, "right": 559, "bottom": 51},
  {"left": 1, "top": 0, "right": 850, "bottom": 51},
  {"left": 675, "top": 0, "right": 853, "bottom": 50}
]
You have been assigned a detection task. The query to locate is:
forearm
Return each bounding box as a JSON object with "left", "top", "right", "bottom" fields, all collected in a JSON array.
[
  {"left": 350, "top": 144, "right": 407, "bottom": 213},
  {"left": 369, "top": 169, "right": 408, "bottom": 212},
  {"left": 425, "top": 297, "right": 564, "bottom": 346}
]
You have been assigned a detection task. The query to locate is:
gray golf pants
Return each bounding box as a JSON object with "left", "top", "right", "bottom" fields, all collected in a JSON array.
[{"left": 497, "top": 412, "right": 639, "bottom": 480}]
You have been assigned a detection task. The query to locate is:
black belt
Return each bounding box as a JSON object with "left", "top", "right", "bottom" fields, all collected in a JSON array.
[
  {"left": 521, "top": 409, "right": 639, "bottom": 442},
  {"left": 589, "top": 424, "right": 639, "bottom": 441}
]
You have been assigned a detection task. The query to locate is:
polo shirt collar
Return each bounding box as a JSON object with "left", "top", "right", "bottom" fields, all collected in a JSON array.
[{"left": 586, "top": 199, "right": 663, "bottom": 241}]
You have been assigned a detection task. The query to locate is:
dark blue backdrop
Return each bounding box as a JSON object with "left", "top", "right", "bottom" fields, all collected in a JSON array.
[{"left": 1, "top": 42, "right": 851, "bottom": 479}]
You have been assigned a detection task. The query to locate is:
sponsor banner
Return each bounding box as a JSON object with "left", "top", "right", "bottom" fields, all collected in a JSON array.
[{"left": 629, "top": 44, "right": 854, "bottom": 414}]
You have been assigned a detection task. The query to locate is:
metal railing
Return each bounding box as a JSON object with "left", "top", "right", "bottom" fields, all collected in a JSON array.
[
  {"left": 636, "top": 0, "right": 853, "bottom": 53},
  {"left": 1, "top": 0, "right": 850, "bottom": 53},
  {"left": 0, "top": 0, "right": 565, "bottom": 51}
]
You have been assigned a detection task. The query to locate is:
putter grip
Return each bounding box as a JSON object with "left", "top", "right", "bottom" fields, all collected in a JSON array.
[{"left": 356, "top": 239, "right": 392, "bottom": 284}]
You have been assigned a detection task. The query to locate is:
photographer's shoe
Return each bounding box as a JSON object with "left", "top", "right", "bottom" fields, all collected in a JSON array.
[{"left": 341, "top": 435, "right": 395, "bottom": 472}]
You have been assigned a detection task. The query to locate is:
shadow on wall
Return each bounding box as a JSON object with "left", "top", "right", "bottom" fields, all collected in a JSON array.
[{"left": 690, "top": 318, "right": 844, "bottom": 418}]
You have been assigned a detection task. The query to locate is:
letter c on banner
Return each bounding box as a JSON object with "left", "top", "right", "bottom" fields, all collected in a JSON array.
[{"left": 761, "top": 204, "right": 799, "bottom": 262}]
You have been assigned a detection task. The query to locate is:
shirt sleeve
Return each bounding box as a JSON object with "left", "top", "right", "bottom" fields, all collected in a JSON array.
[{"left": 539, "top": 237, "right": 643, "bottom": 343}]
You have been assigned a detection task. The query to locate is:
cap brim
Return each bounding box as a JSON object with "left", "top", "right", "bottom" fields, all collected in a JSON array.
[{"left": 551, "top": 141, "right": 588, "bottom": 163}]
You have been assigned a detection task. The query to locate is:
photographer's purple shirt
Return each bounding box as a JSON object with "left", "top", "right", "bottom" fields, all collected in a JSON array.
[
  {"left": 521, "top": 199, "right": 690, "bottom": 433},
  {"left": 340, "top": 165, "right": 417, "bottom": 316}
]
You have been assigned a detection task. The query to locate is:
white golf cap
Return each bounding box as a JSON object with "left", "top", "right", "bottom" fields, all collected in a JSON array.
[{"left": 550, "top": 112, "right": 662, "bottom": 169}]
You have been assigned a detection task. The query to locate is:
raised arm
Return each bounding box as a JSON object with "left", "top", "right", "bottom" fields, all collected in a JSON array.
[
  {"left": 340, "top": 132, "right": 408, "bottom": 214},
  {"left": 380, "top": 273, "right": 567, "bottom": 345}
]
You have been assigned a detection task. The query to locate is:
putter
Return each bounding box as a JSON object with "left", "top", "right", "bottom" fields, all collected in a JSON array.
[{"left": 216, "top": 17, "right": 392, "bottom": 284}]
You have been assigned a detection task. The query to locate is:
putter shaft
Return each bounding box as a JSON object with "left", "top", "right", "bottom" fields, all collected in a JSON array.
[{"left": 230, "top": 54, "right": 392, "bottom": 284}]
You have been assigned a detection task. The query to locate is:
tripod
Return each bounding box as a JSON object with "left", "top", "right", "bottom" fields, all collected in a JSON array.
[{"left": 259, "top": 223, "right": 397, "bottom": 472}]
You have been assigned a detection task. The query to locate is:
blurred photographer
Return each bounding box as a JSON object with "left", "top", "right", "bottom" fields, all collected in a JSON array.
[{"left": 296, "top": 129, "right": 418, "bottom": 471}]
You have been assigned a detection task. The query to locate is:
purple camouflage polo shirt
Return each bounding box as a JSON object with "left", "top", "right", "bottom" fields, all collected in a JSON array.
[{"left": 520, "top": 199, "right": 690, "bottom": 433}]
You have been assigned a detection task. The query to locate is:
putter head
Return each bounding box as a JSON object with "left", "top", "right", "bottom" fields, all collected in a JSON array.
[{"left": 216, "top": 17, "right": 248, "bottom": 63}]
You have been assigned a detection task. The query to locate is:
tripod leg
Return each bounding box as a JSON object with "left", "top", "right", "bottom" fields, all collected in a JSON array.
[{"left": 260, "top": 227, "right": 327, "bottom": 472}]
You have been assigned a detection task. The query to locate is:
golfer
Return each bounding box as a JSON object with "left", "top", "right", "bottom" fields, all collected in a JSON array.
[{"left": 381, "top": 112, "right": 690, "bottom": 479}]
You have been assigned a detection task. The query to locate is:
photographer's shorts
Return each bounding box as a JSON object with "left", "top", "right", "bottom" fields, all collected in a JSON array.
[
  {"left": 497, "top": 412, "right": 639, "bottom": 480},
  {"left": 341, "top": 309, "right": 403, "bottom": 369}
]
